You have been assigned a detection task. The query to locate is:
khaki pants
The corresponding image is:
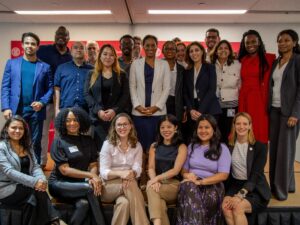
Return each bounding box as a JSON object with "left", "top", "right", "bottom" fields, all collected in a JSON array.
[
  {"left": 146, "top": 179, "right": 179, "bottom": 225},
  {"left": 101, "top": 178, "right": 149, "bottom": 225}
]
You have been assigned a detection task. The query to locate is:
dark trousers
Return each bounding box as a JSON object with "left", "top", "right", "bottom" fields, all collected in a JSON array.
[
  {"left": 49, "top": 181, "right": 106, "bottom": 225},
  {"left": 269, "top": 107, "right": 300, "bottom": 200},
  {"left": 0, "top": 184, "right": 59, "bottom": 225},
  {"left": 218, "top": 107, "right": 237, "bottom": 144},
  {"left": 21, "top": 112, "right": 44, "bottom": 164},
  {"left": 93, "top": 121, "right": 111, "bottom": 152}
]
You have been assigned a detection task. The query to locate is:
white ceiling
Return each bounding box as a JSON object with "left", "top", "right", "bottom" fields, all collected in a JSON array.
[{"left": 0, "top": 0, "right": 299, "bottom": 24}]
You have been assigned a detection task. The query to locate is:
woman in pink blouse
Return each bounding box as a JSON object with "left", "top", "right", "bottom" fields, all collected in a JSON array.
[{"left": 100, "top": 113, "right": 149, "bottom": 225}]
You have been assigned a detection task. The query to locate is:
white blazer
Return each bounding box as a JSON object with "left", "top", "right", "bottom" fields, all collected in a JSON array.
[{"left": 130, "top": 57, "right": 171, "bottom": 116}]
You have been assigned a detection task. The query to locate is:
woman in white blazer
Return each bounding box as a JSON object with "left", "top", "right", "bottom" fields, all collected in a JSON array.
[{"left": 129, "top": 35, "right": 171, "bottom": 152}]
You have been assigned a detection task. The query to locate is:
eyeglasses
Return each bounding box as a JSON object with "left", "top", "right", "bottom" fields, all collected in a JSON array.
[{"left": 116, "top": 123, "right": 130, "bottom": 128}]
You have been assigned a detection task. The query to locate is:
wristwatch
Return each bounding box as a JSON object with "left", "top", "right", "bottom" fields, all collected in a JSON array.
[{"left": 238, "top": 189, "right": 247, "bottom": 198}]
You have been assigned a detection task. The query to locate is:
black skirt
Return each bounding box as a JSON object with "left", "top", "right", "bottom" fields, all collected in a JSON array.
[{"left": 225, "top": 177, "right": 269, "bottom": 212}]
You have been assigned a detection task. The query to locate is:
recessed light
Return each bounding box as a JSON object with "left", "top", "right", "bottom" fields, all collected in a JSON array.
[
  {"left": 148, "top": 10, "right": 247, "bottom": 15},
  {"left": 14, "top": 10, "right": 112, "bottom": 15}
]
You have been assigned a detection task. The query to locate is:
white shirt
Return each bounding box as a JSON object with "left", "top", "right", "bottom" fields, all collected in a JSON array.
[
  {"left": 194, "top": 65, "right": 202, "bottom": 98},
  {"left": 100, "top": 140, "right": 143, "bottom": 180},
  {"left": 272, "top": 62, "right": 288, "bottom": 107},
  {"left": 169, "top": 64, "right": 177, "bottom": 96},
  {"left": 231, "top": 141, "right": 248, "bottom": 180},
  {"left": 215, "top": 60, "right": 241, "bottom": 107}
]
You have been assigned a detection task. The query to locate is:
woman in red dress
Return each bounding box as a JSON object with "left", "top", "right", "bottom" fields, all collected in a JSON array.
[{"left": 238, "top": 30, "right": 275, "bottom": 144}]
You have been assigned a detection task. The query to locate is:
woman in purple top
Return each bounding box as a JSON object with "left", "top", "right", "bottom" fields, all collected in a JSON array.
[{"left": 176, "top": 114, "right": 231, "bottom": 225}]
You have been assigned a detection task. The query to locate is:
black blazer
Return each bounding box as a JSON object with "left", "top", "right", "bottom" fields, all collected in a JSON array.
[
  {"left": 183, "top": 63, "right": 221, "bottom": 115},
  {"left": 228, "top": 141, "right": 271, "bottom": 201},
  {"left": 84, "top": 70, "right": 130, "bottom": 123},
  {"left": 268, "top": 53, "right": 300, "bottom": 119},
  {"left": 173, "top": 63, "right": 185, "bottom": 121}
]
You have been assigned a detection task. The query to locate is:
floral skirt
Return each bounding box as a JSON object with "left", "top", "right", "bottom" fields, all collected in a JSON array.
[{"left": 176, "top": 181, "right": 224, "bottom": 225}]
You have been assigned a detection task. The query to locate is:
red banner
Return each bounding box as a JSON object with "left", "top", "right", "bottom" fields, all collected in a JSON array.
[{"left": 11, "top": 40, "right": 240, "bottom": 59}]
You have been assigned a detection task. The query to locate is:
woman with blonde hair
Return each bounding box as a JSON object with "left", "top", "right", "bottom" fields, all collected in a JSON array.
[
  {"left": 222, "top": 112, "right": 271, "bottom": 225},
  {"left": 100, "top": 113, "right": 149, "bottom": 225},
  {"left": 84, "top": 44, "right": 130, "bottom": 150}
]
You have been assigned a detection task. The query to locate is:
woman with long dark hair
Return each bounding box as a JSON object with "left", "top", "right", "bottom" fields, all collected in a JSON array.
[
  {"left": 176, "top": 114, "right": 231, "bottom": 225},
  {"left": 269, "top": 29, "right": 300, "bottom": 200},
  {"left": 222, "top": 112, "right": 270, "bottom": 225},
  {"left": 211, "top": 40, "right": 241, "bottom": 144},
  {"left": 146, "top": 115, "right": 187, "bottom": 225},
  {"left": 183, "top": 42, "right": 221, "bottom": 142},
  {"left": 48, "top": 107, "right": 106, "bottom": 225},
  {"left": 0, "top": 115, "right": 60, "bottom": 225},
  {"left": 84, "top": 44, "right": 129, "bottom": 150},
  {"left": 238, "top": 30, "right": 275, "bottom": 144}
]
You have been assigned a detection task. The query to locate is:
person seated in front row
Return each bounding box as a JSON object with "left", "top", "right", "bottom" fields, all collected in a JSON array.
[
  {"left": 100, "top": 113, "right": 149, "bottom": 225},
  {"left": 0, "top": 115, "right": 60, "bottom": 225},
  {"left": 146, "top": 114, "right": 187, "bottom": 225},
  {"left": 48, "top": 107, "right": 106, "bottom": 225},
  {"left": 176, "top": 114, "right": 231, "bottom": 225},
  {"left": 222, "top": 112, "right": 271, "bottom": 225}
]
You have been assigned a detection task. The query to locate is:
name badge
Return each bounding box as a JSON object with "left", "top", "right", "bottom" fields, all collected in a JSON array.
[
  {"left": 227, "top": 109, "right": 236, "bottom": 117},
  {"left": 68, "top": 146, "right": 79, "bottom": 153}
]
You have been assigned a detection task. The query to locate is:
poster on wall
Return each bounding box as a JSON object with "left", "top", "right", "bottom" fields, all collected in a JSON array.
[{"left": 11, "top": 40, "right": 240, "bottom": 59}]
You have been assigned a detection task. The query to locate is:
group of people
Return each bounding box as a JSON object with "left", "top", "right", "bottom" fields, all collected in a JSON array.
[{"left": 0, "top": 25, "right": 300, "bottom": 225}]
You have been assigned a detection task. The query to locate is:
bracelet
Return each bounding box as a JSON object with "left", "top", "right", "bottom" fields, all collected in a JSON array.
[{"left": 234, "top": 193, "right": 244, "bottom": 200}]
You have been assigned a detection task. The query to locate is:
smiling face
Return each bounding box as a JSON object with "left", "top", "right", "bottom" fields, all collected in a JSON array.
[
  {"left": 115, "top": 116, "right": 132, "bottom": 139},
  {"left": 55, "top": 27, "right": 70, "bottom": 48},
  {"left": 120, "top": 37, "right": 134, "bottom": 56},
  {"left": 143, "top": 37, "right": 157, "bottom": 58},
  {"left": 176, "top": 44, "right": 186, "bottom": 62},
  {"left": 100, "top": 46, "right": 116, "bottom": 68},
  {"left": 205, "top": 31, "right": 220, "bottom": 51},
  {"left": 87, "top": 42, "right": 99, "bottom": 60},
  {"left": 7, "top": 120, "right": 25, "bottom": 142},
  {"left": 71, "top": 42, "right": 85, "bottom": 60},
  {"left": 245, "top": 34, "right": 260, "bottom": 55},
  {"left": 234, "top": 115, "right": 251, "bottom": 139},
  {"left": 66, "top": 111, "right": 80, "bottom": 135},
  {"left": 217, "top": 42, "right": 230, "bottom": 61},
  {"left": 22, "top": 36, "right": 39, "bottom": 57},
  {"left": 189, "top": 44, "right": 203, "bottom": 64},
  {"left": 277, "top": 33, "right": 296, "bottom": 55},
  {"left": 160, "top": 120, "right": 177, "bottom": 143},
  {"left": 163, "top": 42, "right": 177, "bottom": 60},
  {"left": 197, "top": 120, "right": 214, "bottom": 145}
]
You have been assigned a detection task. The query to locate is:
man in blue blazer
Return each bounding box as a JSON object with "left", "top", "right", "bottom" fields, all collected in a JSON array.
[{"left": 1, "top": 32, "right": 53, "bottom": 163}]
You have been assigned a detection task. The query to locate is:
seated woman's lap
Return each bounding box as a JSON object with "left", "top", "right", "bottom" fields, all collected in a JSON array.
[
  {"left": 49, "top": 181, "right": 92, "bottom": 200},
  {"left": 0, "top": 184, "right": 33, "bottom": 206}
]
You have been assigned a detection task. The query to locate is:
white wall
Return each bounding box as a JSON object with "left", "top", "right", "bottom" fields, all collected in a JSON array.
[{"left": 1, "top": 22, "right": 300, "bottom": 160}]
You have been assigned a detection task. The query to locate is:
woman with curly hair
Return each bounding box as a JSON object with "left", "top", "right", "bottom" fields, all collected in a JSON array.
[
  {"left": 48, "top": 107, "right": 106, "bottom": 225},
  {"left": 176, "top": 114, "right": 231, "bottom": 225},
  {"left": 238, "top": 30, "right": 275, "bottom": 144},
  {"left": 100, "top": 113, "right": 149, "bottom": 225},
  {"left": 84, "top": 44, "right": 129, "bottom": 150},
  {"left": 0, "top": 115, "right": 60, "bottom": 225}
]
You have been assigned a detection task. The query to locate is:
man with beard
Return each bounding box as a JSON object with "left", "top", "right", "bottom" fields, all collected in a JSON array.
[
  {"left": 54, "top": 42, "right": 93, "bottom": 115},
  {"left": 1, "top": 32, "right": 53, "bottom": 164},
  {"left": 37, "top": 26, "right": 72, "bottom": 168},
  {"left": 86, "top": 40, "right": 99, "bottom": 65},
  {"left": 205, "top": 28, "right": 221, "bottom": 62},
  {"left": 118, "top": 34, "right": 134, "bottom": 75}
]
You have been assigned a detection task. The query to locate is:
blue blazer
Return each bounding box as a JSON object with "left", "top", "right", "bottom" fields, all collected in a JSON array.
[
  {"left": 183, "top": 63, "right": 221, "bottom": 115},
  {"left": 1, "top": 56, "right": 53, "bottom": 120}
]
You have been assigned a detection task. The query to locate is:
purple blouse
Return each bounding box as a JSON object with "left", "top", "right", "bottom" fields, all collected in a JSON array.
[{"left": 183, "top": 143, "right": 231, "bottom": 179}]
